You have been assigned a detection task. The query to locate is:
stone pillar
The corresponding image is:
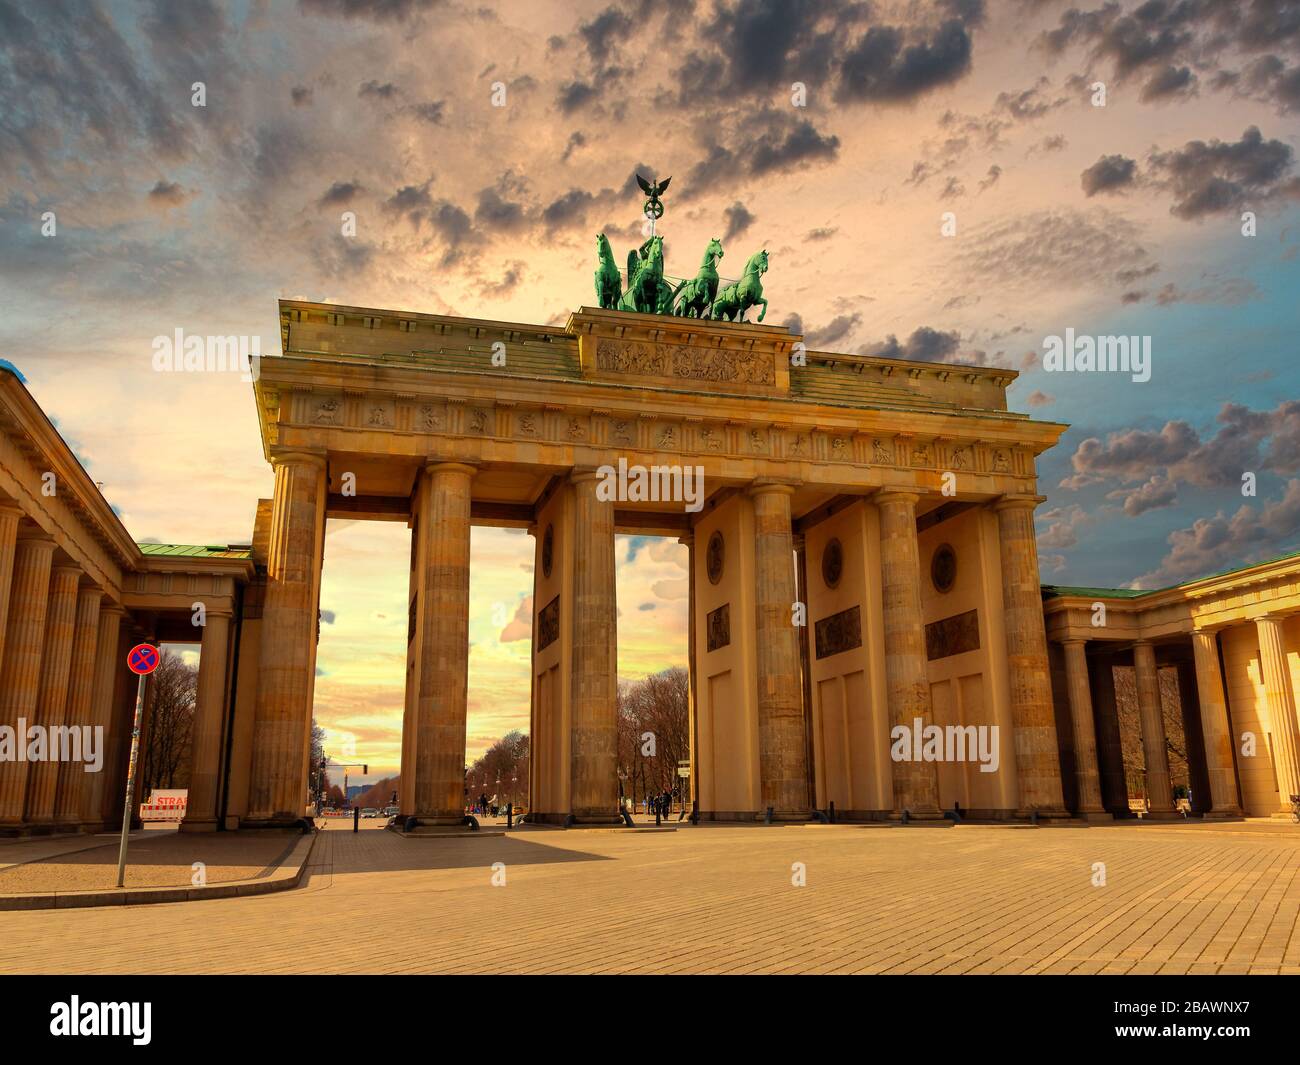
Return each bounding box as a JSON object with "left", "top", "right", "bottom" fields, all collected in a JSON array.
[
  {"left": 569, "top": 469, "right": 619, "bottom": 822},
  {"left": 747, "top": 483, "right": 809, "bottom": 818},
  {"left": 1255, "top": 615, "right": 1300, "bottom": 813},
  {"left": 181, "top": 608, "right": 233, "bottom": 831},
  {"left": 680, "top": 531, "right": 699, "bottom": 809},
  {"left": 23, "top": 565, "right": 82, "bottom": 827},
  {"left": 1133, "top": 640, "right": 1175, "bottom": 816},
  {"left": 793, "top": 532, "right": 816, "bottom": 811},
  {"left": 52, "top": 583, "right": 102, "bottom": 828},
  {"left": 877, "top": 489, "right": 940, "bottom": 817},
  {"left": 1189, "top": 630, "right": 1240, "bottom": 817},
  {"left": 410, "top": 462, "right": 474, "bottom": 825},
  {"left": 0, "top": 502, "right": 23, "bottom": 668},
  {"left": 993, "top": 495, "right": 1067, "bottom": 816},
  {"left": 246, "top": 452, "right": 326, "bottom": 825},
  {"left": 81, "top": 603, "right": 125, "bottom": 830},
  {"left": 0, "top": 531, "right": 56, "bottom": 828},
  {"left": 1060, "top": 640, "right": 1108, "bottom": 818}
]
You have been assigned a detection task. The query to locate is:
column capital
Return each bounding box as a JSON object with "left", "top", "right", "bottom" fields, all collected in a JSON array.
[
  {"left": 874, "top": 487, "right": 922, "bottom": 507},
  {"left": 992, "top": 493, "right": 1046, "bottom": 513},
  {"left": 1255, "top": 612, "right": 1292, "bottom": 627},
  {"left": 570, "top": 466, "right": 604, "bottom": 485},
  {"left": 100, "top": 601, "right": 128, "bottom": 617},
  {"left": 0, "top": 500, "right": 23, "bottom": 519},
  {"left": 51, "top": 561, "right": 82, "bottom": 578},
  {"left": 16, "top": 526, "right": 56, "bottom": 545},
  {"left": 1059, "top": 636, "right": 1088, "bottom": 648},
  {"left": 423, "top": 460, "right": 477, "bottom": 477},
  {"left": 268, "top": 448, "right": 327, "bottom": 470},
  {"left": 746, "top": 479, "right": 796, "bottom": 499}
]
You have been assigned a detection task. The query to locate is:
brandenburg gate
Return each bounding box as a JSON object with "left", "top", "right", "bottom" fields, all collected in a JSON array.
[{"left": 244, "top": 296, "right": 1071, "bottom": 826}]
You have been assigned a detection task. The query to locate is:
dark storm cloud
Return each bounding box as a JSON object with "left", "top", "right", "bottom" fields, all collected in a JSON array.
[
  {"left": 385, "top": 179, "right": 435, "bottom": 226},
  {"left": 863, "top": 326, "right": 962, "bottom": 362},
  {"left": 541, "top": 186, "right": 620, "bottom": 230},
  {"left": 1080, "top": 153, "right": 1137, "bottom": 195},
  {"left": 292, "top": 85, "right": 315, "bottom": 106},
  {"left": 557, "top": 81, "right": 600, "bottom": 114},
  {"left": 319, "top": 181, "right": 364, "bottom": 207},
  {"left": 475, "top": 186, "right": 528, "bottom": 233},
  {"left": 722, "top": 201, "right": 755, "bottom": 240},
  {"left": 147, "top": 180, "right": 190, "bottom": 208},
  {"left": 579, "top": 7, "right": 635, "bottom": 62},
  {"left": 405, "top": 100, "right": 445, "bottom": 124},
  {"left": 805, "top": 313, "right": 862, "bottom": 347},
  {"left": 359, "top": 80, "right": 400, "bottom": 100},
  {"left": 562, "top": 131, "right": 587, "bottom": 162},
  {"left": 429, "top": 200, "right": 474, "bottom": 265},
  {"left": 837, "top": 18, "right": 975, "bottom": 102},
  {"left": 298, "top": 0, "right": 442, "bottom": 21},
  {"left": 1140, "top": 63, "right": 1196, "bottom": 100},
  {"left": 1146, "top": 125, "right": 1300, "bottom": 219}
]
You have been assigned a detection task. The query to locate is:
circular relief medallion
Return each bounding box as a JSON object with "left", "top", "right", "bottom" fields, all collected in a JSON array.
[
  {"left": 706, "top": 530, "right": 725, "bottom": 585},
  {"left": 931, "top": 543, "right": 957, "bottom": 594},
  {"left": 821, "top": 538, "right": 843, "bottom": 589},
  {"left": 541, "top": 524, "right": 554, "bottom": 579}
]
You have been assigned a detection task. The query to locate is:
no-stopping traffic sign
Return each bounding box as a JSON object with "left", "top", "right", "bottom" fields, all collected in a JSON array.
[{"left": 127, "top": 644, "right": 160, "bottom": 675}]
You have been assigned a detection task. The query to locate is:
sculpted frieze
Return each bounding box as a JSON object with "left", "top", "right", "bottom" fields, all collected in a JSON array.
[{"left": 595, "top": 337, "right": 775, "bottom": 387}]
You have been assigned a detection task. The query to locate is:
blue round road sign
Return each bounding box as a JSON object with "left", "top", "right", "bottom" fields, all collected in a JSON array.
[{"left": 127, "top": 644, "right": 160, "bottom": 675}]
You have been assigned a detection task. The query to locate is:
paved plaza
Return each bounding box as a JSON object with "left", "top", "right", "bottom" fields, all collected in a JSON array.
[{"left": 1, "top": 819, "right": 1298, "bottom": 975}]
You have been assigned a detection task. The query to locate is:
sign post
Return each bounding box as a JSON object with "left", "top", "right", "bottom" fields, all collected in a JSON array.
[{"left": 117, "top": 643, "right": 160, "bottom": 888}]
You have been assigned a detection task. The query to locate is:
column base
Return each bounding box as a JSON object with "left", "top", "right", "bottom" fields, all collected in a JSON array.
[
  {"left": 1016, "top": 806, "right": 1072, "bottom": 821},
  {"left": 240, "top": 815, "right": 312, "bottom": 832},
  {"left": 895, "top": 808, "right": 946, "bottom": 822},
  {"left": 179, "top": 817, "right": 219, "bottom": 833},
  {"left": 1203, "top": 808, "right": 1244, "bottom": 819},
  {"left": 1075, "top": 810, "right": 1114, "bottom": 822},
  {"left": 1140, "top": 809, "right": 1183, "bottom": 820}
]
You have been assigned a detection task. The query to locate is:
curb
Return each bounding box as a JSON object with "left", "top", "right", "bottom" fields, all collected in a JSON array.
[{"left": 0, "top": 832, "right": 316, "bottom": 911}]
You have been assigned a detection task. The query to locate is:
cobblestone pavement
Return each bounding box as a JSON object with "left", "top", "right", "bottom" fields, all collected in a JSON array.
[
  {"left": 0, "top": 827, "right": 297, "bottom": 893},
  {"left": 0, "top": 819, "right": 1297, "bottom": 975}
]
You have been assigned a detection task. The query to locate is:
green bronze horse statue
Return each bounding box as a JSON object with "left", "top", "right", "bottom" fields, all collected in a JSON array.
[
  {"left": 618, "top": 234, "right": 668, "bottom": 314},
  {"left": 671, "top": 237, "right": 724, "bottom": 319},
  {"left": 595, "top": 233, "right": 622, "bottom": 309},
  {"left": 711, "top": 249, "right": 769, "bottom": 323}
]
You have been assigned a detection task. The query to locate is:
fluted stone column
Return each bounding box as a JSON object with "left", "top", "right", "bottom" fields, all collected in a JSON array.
[
  {"left": 1190, "top": 629, "right": 1242, "bottom": 817},
  {"left": 0, "top": 502, "right": 23, "bottom": 669},
  {"left": 52, "top": 583, "right": 102, "bottom": 827},
  {"left": 181, "top": 608, "right": 233, "bottom": 832},
  {"left": 0, "top": 531, "right": 56, "bottom": 828},
  {"left": 411, "top": 462, "right": 474, "bottom": 825},
  {"left": 246, "top": 451, "right": 326, "bottom": 825},
  {"left": 1133, "top": 640, "right": 1175, "bottom": 816},
  {"left": 993, "top": 495, "right": 1067, "bottom": 816},
  {"left": 24, "top": 565, "right": 82, "bottom": 827},
  {"left": 569, "top": 469, "right": 619, "bottom": 822},
  {"left": 680, "top": 531, "right": 699, "bottom": 809},
  {"left": 80, "top": 603, "right": 124, "bottom": 830},
  {"left": 1061, "top": 639, "right": 1108, "bottom": 819},
  {"left": 877, "top": 489, "right": 940, "bottom": 817},
  {"left": 1256, "top": 615, "right": 1300, "bottom": 813},
  {"left": 750, "top": 483, "right": 810, "bottom": 818}
]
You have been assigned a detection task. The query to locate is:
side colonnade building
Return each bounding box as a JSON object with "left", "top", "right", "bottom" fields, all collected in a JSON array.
[{"left": 0, "top": 300, "right": 1295, "bottom": 834}]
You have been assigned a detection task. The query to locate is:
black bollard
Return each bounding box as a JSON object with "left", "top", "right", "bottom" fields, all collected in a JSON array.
[
  {"left": 353, "top": 806, "right": 359, "bottom": 833},
  {"left": 828, "top": 800, "right": 836, "bottom": 824},
  {"left": 507, "top": 802, "right": 513, "bottom": 829}
]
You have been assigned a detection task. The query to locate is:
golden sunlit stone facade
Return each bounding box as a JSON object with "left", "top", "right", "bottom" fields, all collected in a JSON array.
[{"left": 0, "top": 301, "right": 1296, "bottom": 834}]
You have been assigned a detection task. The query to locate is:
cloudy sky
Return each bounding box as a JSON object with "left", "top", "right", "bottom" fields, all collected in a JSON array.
[{"left": 2, "top": 0, "right": 1298, "bottom": 779}]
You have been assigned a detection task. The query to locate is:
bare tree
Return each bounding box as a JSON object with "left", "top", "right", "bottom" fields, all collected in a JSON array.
[
  {"left": 141, "top": 649, "right": 197, "bottom": 793},
  {"left": 617, "top": 667, "right": 689, "bottom": 804}
]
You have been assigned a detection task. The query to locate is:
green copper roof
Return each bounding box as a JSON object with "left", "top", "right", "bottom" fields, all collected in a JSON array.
[
  {"left": 1041, "top": 547, "right": 1300, "bottom": 599},
  {"left": 137, "top": 543, "right": 253, "bottom": 560}
]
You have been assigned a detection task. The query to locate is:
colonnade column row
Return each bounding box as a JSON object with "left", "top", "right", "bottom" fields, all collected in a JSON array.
[
  {"left": 750, "top": 483, "right": 810, "bottom": 818},
  {"left": 0, "top": 502, "right": 22, "bottom": 668},
  {"left": 181, "top": 608, "right": 234, "bottom": 831},
  {"left": 1255, "top": 615, "right": 1300, "bottom": 812},
  {"left": 246, "top": 451, "right": 327, "bottom": 824},
  {"left": 0, "top": 530, "right": 56, "bottom": 827},
  {"left": 1189, "top": 629, "right": 1243, "bottom": 817},
  {"left": 411, "top": 462, "right": 475, "bottom": 825},
  {"left": 1132, "top": 640, "right": 1175, "bottom": 815},
  {"left": 52, "top": 584, "right": 103, "bottom": 826},
  {"left": 993, "top": 496, "right": 1067, "bottom": 816},
  {"left": 81, "top": 603, "right": 125, "bottom": 830},
  {"left": 23, "top": 564, "right": 82, "bottom": 825},
  {"left": 1060, "top": 640, "right": 1107, "bottom": 817},
  {"left": 876, "top": 489, "right": 940, "bottom": 817},
  {"left": 569, "top": 469, "right": 619, "bottom": 822}
]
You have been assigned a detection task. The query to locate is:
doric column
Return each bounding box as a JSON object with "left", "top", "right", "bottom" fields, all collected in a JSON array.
[
  {"left": 993, "top": 495, "right": 1067, "bottom": 816},
  {"left": 24, "top": 565, "right": 83, "bottom": 826},
  {"left": 1190, "top": 629, "right": 1242, "bottom": 817},
  {"left": 748, "top": 483, "right": 809, "bottom": 818},
  {"left": 0, "top": 530, "right": 56, "bottom": 827},
  {"left": 246, "top": 451, "right": 326, "bottom": 825},
  {"left": 80, "top": 603, "right": 125, "bottom": 830},
  {"left": 181, "top": 607, "right": 233, "bottom": 831},
  {"left": 1060, "top": 639, "right": 1107, "bottom": 818},
  {"left": 877, "top": 489, "right": 940, "bottom": 817},
  {"left": 569, "top": 469, "right": 619, "bottom": 822},
  {"left": 0, "top": 502, "right": 23, "bottom": 668},
  {"left": 410, "top": 462, "right": 474, "bottom": 825},
  {"left": 52, "top": 583, "right": 102, "bottom": 827},
  {"left": 679, "top": 531, "right": 698, "bottom": 809},
  {"left": 1255, "top": 615, "right": 1300, "bottom": 813},
  {"left": 1133, "top": 640, "right": 1175, "bottom": 815}
]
